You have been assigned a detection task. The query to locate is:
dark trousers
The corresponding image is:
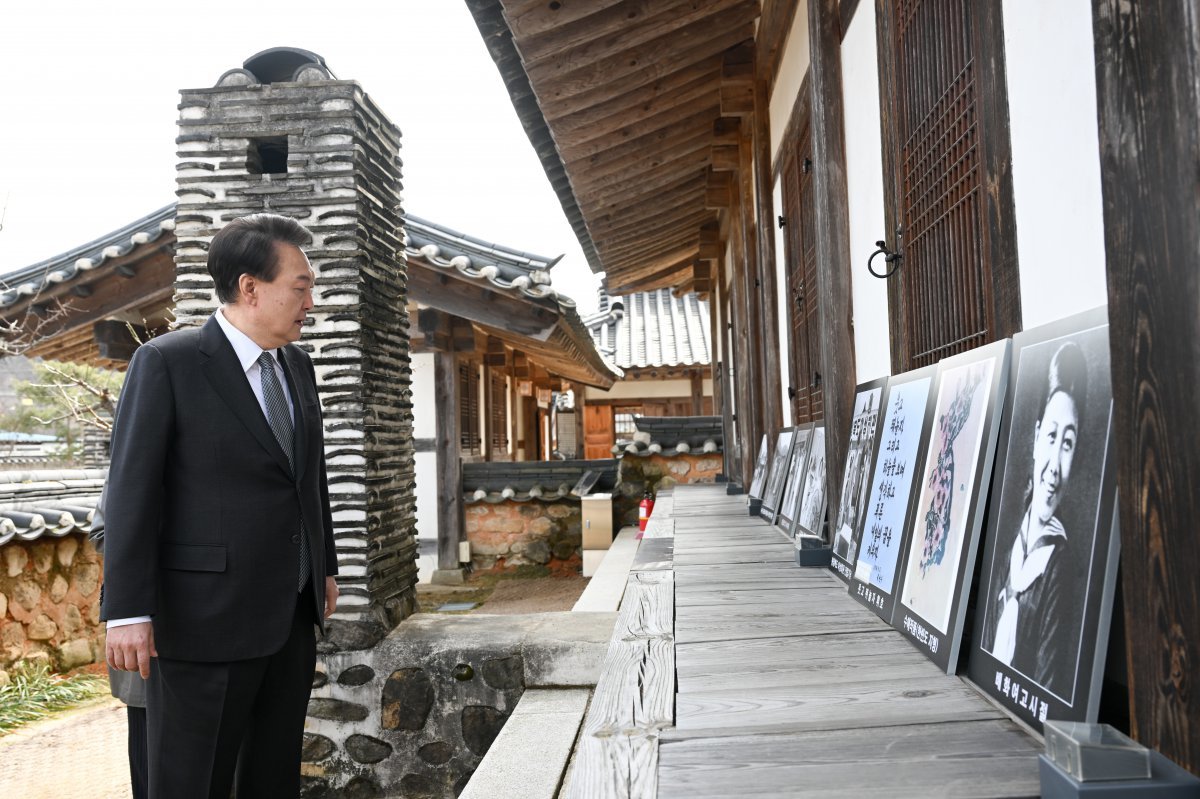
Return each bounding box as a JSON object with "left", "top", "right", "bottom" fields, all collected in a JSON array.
[
  {"left": 146, "top": 586, "right": 316, "bottom": 799},
  {"left": 127, "top": 706, "right": 148, "bottom": 799}
]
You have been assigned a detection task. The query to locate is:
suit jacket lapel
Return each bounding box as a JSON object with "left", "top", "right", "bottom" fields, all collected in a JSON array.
[
  {"left": 279, "top": 346, "right": 309, "bottom": 482},
  {"left": 198, "top": 316, "right": 294, "bottom": 479}
]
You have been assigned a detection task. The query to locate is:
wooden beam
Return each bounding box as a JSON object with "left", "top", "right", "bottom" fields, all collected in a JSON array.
[
  {"left": 757, "top": 0, "right": 802, "bottom": 96},
  {"left": 807, "top": 0, "right": 857, "bottom": 533},
  {"left": 719, "top": 42, "right": 756, "bottom": 117},
  {"left": 450, "top": 317, "right": 477, "bottom": 354},
  {"left": 1092, "top": 0, "right": 1200, "bottom": 772},
  {"left": 710, "top": 144, "right": 741, "bottom": 172},
  {"left": 754, "top": 71, "right": 783, "bottom": 436},
  {"left": 608, "top": 256, "right": 698, "bottom": 295},
  {"left": 92, "top": 320, "right": 146, "bottom": 362},
  {"left": 407, "top": 264, "right": 556, "bottom": 339},
  {"left": 434, "top": 348, "right": 462, "bottom": 571},
  {"left": 561, "top": 105, "right": 720, "bottom": 174},
  {"left": 705, "top": 169, "right": 733, "bottom": 208}
]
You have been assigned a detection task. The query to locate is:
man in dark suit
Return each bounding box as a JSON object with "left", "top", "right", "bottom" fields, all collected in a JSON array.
[{"left": 102, "top": 214, "right": 339, "bottom": 798}]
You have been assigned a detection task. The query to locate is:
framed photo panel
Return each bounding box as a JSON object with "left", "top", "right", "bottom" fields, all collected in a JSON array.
[
  {"left": 759, "top": 427, "right": 797, "bottom": 523},
  {"left": 747, "top": 435, "right": 770, "bottom": 500},
  {"left": 893, "top": 338, "right": 1011, "bottom": 673},
  {"left": 775, "top": 424, "right": 814, "bottom": 536},
  {"left": 847, "top": 366, "right": 938, "bottom": 618},
  {"left": 967, "top": 307, "right": 1119, "bottom": 732},
  {"left": 830, "top": 378, "right": 887, "bottom": 582},
  {"left": 792, "top": 424, "right": 828, "bottom": 540}
]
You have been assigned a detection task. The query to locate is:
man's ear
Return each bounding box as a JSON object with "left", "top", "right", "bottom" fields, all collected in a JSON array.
[{"left": 237, "top": 273, "right": 257, "bottom": 305}]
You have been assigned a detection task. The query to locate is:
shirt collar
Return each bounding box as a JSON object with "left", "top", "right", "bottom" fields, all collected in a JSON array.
[{"left": 214, "top": 307, "right": 278, "bottom": 373}]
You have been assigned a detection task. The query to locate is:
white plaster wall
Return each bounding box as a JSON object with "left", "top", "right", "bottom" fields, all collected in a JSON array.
[
  {"left": 585, "top": 378, "right": 713, "bottom": 402},
  {"left": 1004, "top": 0, "right": 1108, "bottom": 328},
  {"left": 411, "top": 352, "right": 437, "bottom": 438},
  {"left": 768, "top": 2, "right": 811, "bottom": 162},
  {"left": 841, "top": 1, "right": 892, "bottom": 382},
  {"left": 773, "top": 177, "right": 794, "bottom": 425}
]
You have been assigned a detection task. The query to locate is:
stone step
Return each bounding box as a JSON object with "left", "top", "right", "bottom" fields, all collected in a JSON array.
[
  {"left": 573, "top": 527, "right": 640, "bottom": 612},
  {"left": 458, "top": 688, "right": 591, "bottom": 799}
]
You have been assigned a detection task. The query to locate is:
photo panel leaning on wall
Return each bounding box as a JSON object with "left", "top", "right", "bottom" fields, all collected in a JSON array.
[
  {"left": 747, "top": 435, "right": 771, "bottom": 501},
  {"left": 759, "top": 427, "right": 797, "bottom": 524},
  {"left": 830, "top": 377, "right": 887, "bottom": 583},
  {"left": 967, "top": 306, "right": 1119, "bottom": 732},
  {"left": 893, "top": 338, "right": 1011, "bottom": 673},
  {"left": 847, "top": 365, "right": 938, "bottom": 622},
  {"left": 793, "top": 424, "right": 829, "bottom": 541},
  {"left": 776, "top": 424, "right": 814, "bottom": 535}
]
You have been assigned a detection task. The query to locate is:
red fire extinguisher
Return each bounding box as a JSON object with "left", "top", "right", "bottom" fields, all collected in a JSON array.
[{"left": 638, "top": 488, "right": 655, "bottom": 532}]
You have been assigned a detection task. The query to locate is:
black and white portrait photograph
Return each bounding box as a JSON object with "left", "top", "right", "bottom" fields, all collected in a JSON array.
[
  {"left": 969, "top": 307, "right": 1119, "bottom": 727},
  {"left": 832, "top": 379, "right": 886, "bottom": 572},
  {"left": 794, "top": 425, "right": 827, "bottom": 538},
  {"left": 776, "top": 424, "right": 813, "bottom": 534},
  {"left": 748, "top": 435, "right": 770, "bottom": 499},
  {"left": 760, "top": 427, "right": 797, "bottom": 522}
]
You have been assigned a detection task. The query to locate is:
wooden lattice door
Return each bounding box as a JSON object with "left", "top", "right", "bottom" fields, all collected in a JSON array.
[
  {"left": 781, "top": 115, "right": 824, "bottom": 424},
  {"left": 878, "top": 0, "right": 1020, "bottom": 372}
]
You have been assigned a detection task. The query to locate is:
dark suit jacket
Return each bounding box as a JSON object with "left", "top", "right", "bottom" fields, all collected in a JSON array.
[{"left": 101, "top": 315, "right": 337, "bottom": 662}]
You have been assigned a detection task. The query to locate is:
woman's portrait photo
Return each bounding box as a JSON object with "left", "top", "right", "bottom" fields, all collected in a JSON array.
[{"left": 978, "top": 320, "right": 1114, "bottom": 705}]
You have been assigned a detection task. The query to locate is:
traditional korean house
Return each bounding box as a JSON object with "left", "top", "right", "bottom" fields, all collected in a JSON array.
[
  {"left": 466, "top": 0, "right": 1200, "bottom": 782},
  {"left": 580, "top": 288, "right": 713, "bottom": 458}
]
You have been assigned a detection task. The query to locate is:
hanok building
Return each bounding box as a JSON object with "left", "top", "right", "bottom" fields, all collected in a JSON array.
[
  {"left": 580, "top": 289, "right": 713, "bottom": 458},
  {"left": 466, "top": 0, "right": 1200, "bottom": 785}
]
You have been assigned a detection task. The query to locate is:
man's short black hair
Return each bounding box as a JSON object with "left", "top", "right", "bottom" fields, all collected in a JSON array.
[{"left": 207, "top": 214, "right": 313, "bottom": 304}]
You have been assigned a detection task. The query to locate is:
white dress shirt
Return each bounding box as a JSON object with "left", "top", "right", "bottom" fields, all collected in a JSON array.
[{"left": 107, "top": 309, "right": 295, "bottom": 629}]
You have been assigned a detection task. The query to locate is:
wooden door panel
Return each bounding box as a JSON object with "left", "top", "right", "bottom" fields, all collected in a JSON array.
[{"left": 583, "top": 405, "right": 614, "bottom": 460}]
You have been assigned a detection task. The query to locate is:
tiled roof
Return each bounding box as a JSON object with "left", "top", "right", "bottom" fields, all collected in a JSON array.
[
  {"left": 0, "top": 469, "right": 105, "bottom": 546},
  {"left": 462, "top": 459, "right": 618, "bottom": 504},
  {"left": 0, "top": 205, "right": 176, "bottom": 309},
  {"left": 616, "top": 415, "right": 723, "bottom": 458},
  {"left": 405, "top": 214, "right": 562, "bottom": 298},
  {"left": 585, "top": 290, "right": 711, "bottom": 371}
]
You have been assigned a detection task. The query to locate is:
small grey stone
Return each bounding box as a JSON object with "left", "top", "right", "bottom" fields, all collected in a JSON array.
[
  {"left": 400, "top": 773, "right": 441, "bottom": 799},
  {"left": 299, "top": 776, "right": 334, "bottom": 799},
  {"left": 337, "top": 664, "right": 376, "bottom": 687},
  {"left": 417, "top": 741, "right": 453, "bottom": 765},
  {"left": 524, "top": 540, "right": 551, "bottom": 565},
  {"left": 320, "top": 619, "right": 385, "bottom": 652},
  {"left": 301, "top": 733, "right": 335, "bottom": 762},
  {"left": 312, "top": 670, "right": 328, "bottom": 689},
  {"left": 342, "top": 775, "right": 382, "bottom": 799},
  {"left": 552, "top": 541, "right": 576, "bottom": 560},
  {"left": 307, "top": 698, "right": 369, "bottom": 722},
  {"left": 381, "top": 668, "right": 434, "bottom": 731},
  {"left": 480, "top": 655, "right": 523, "bottom": 690},
  {"left": 345, "top": 733, "right": 392, "bottom": 764},
  {"left": 461, "top": 705, "right": 507, "bottom": 756}
]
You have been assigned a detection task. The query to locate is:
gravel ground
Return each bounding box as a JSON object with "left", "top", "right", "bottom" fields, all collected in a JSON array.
[{"left": 0, "top": 573, "right": 589, "bottom": 795}]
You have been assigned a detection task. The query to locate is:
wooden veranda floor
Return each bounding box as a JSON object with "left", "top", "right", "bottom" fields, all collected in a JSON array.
[{"left": 652, "top": 484, "right": 1043, "bottom": 798}]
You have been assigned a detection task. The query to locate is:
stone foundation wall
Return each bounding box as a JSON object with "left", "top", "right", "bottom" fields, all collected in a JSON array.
[
  {"left": 0, "top": 535, "right": 103, "bottom": 681},
  {"left": 464, "top": 500, "right": 582, "bottom": 571},
  {"left": 616, "top": 453, "right": 723, "bottom": 527}
]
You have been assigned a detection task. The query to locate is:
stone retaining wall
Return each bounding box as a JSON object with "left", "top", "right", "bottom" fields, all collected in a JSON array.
[
  {"left": 464, "top": 499, "right": 582, "bottom": 572},
  {"left": 0, "top": 535, "right": 103, "bottom": 682},
  {"left": 615, "top": 453, "right": 723, "bottom": 527}
]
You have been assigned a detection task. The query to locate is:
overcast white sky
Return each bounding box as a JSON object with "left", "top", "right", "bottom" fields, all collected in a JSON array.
[{"left": 0, "top": 0, "right": 602, "bottom": 313}]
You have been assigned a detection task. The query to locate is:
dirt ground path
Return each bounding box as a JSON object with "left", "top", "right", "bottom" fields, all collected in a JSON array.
[{"left": 0, "top": 696, "right": 131, "bottom": 799}]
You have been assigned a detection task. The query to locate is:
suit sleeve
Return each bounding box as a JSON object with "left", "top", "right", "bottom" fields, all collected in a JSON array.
[{"left": 100, "top": 343, "right": 174, "bottom": 620}]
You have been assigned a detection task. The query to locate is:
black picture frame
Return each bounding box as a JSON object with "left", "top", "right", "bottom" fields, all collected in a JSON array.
[
  {"left": 846, "top": 365, "right": 938, "bottom": 620},
  {"left": 748, "top": 434, "right": 770, "bottom": 500},
  {"left": 829, "top": 378, "right": 888, "bottom": 583},
  {"left": 792, "top": 424, "right": 829, "bottom": 540},
  {"left": 759, "top": 427, "right": 797, "bottom": 523},
  {"left": 775, "top": 423, "right": 814, "bottom": 536},
  {"left": 966, "top": 307, "right": 1119, "bottom": 732},
  {"left": 893, "top": 338, "right": 1012, "bottom": 673}
]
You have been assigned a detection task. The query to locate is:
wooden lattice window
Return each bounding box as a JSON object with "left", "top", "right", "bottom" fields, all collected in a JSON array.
[
  {"left": 489, "top": 371, "right": 508, "bottom": 454},
  {"left": 458, "top": 361, "right": 481, "bottom": 455},
  {"left": 879, "top": 0, "right": 1020, "bottom": 372},
  {"left": 780, "top": 110, "right": 824, "bottom": 425}
]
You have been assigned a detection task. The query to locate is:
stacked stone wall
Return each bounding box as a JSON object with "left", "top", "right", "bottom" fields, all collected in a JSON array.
[
  {"left": 615, "top": 453, "right": 723, "bottom": 527},
  {"left": 464, "top": 499, "right": 582, "bottom": 571},
  {"left": 0, "top": 536, "right": 103, "bottom": 682}
]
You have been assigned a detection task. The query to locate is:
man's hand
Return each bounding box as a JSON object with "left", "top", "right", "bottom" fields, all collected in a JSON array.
[
  {"left": 106, "top": 622, "right": 157, "bottom": 679},
  {"left": 324, "top": 576, "right": 339, "bottom": 619}
]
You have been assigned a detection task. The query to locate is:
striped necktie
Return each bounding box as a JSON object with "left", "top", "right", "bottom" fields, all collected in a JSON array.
[{"left": 258, "top": 351, "right": 310, "bottom": 591}]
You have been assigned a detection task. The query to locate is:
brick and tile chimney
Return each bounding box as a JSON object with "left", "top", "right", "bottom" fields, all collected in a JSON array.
[{"left": 173, "top": 47, "right": 417, "bottom": 648}]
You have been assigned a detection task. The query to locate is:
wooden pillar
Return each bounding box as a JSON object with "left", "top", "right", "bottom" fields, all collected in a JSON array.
[
  {"left": 807, "top": 0, "right": 858, "bottom": 520},
  {"left": 433, "top": 348, "right": 463, "bottom": 574},
  {"left": 1092, "top": 0, "right": 1200, "bottom": 772},
  {"left": 753, "top": 72, "right": 783, "bottom": 438},
  {"left": 690, "top": 370, "right": 704, "bottom": 415},
  {"left": 738, "top": 120, "right": 765, "bottom": 482}
]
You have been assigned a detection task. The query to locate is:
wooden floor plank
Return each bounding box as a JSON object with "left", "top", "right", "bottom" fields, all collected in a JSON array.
[
  {"left": 674, "top": 586, "right": 848, "bottom": 606},
  {"left": 658, "top": 720, "right": 1042, "bottom": 798}
]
